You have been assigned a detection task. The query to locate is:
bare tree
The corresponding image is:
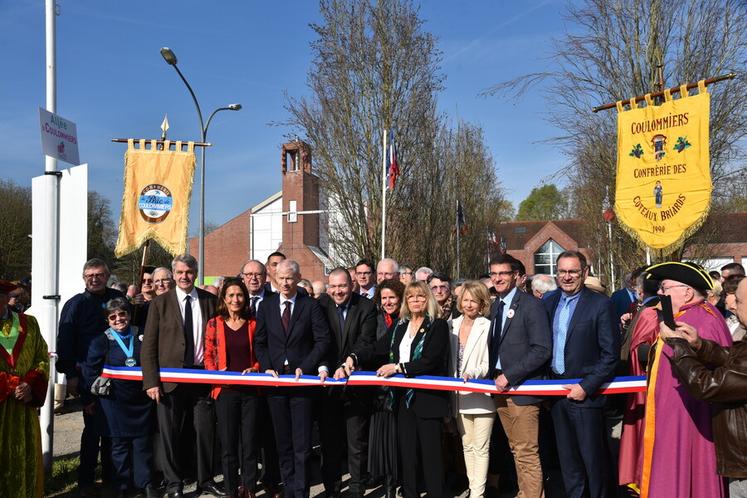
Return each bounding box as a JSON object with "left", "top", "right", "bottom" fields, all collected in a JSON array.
[
  {"left": 287, "top": 0, "right": 510, "bottom": 273},
  {"left": 0, "top": 180, "right": 32, "bottom": 279},
  {"left": 484, "top": 0, "right": 747, "bottom": 286}
]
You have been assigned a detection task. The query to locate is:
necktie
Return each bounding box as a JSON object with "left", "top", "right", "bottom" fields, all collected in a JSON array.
[
  {"left": 489, "top": 300, "right": 505, "bottom": 372},
  {"left": 250, "top": 297, "right": 259, "bottom": 316},
  {"left": 281, "top": 300, "right": 291, "bottom": 334},
  {"left": 337, "top": 305, "right": 346, "bottom": 334},
  {"left": 183, "top": 295, "right": 194, "bottom": 367},
  {"left": 553, "top": 298, "right": 571, "bottom": 374}
]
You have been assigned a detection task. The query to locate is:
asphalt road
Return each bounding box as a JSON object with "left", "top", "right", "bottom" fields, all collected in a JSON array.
[{"left": 52, "top": 398, "right": 623, "bottom": 498}]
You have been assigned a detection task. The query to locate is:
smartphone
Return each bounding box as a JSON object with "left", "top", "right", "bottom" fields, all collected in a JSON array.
[{"left": 659, "top": 294, "right": 677, "bottom": 330}]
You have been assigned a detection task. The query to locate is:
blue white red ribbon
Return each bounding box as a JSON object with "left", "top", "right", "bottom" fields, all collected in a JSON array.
[{"left": 102, "top": 366, "right": 646, "bottom": 396}]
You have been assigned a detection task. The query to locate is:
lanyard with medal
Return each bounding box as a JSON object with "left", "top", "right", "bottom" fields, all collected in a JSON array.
[{"left": 110, "top": 328, "right": 136, "bottom": 367}]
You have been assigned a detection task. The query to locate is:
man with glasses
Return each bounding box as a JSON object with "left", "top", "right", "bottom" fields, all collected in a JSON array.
[
  {"left": 635, "top": 261, "right": 732, "bottom": 498},
  {"left": 152, "top": 267, "right": 175, "bottom": 296},
  {"left": 376, "top": 258, "right": 400, "bottom": 284},
  {"left": 399, "top": 264, "right": 414, "bottom": 285},
  {"left": 543, "top": 251, "right": 619, "bottom": 498},
  {"left": 355, "top": 259, "right": 376, "bottom": 299},
  {"left": 239, "top": 259, "right": 283, "bottom": 497},
  {"left": 57, "top": 258, "right": 124, "bottom": 496},
  {"left": 428, "top": 272, "right": 460, "bottom": 320},
  {"left": 487, "top": 254, "right": 552, "bottom": 498}
]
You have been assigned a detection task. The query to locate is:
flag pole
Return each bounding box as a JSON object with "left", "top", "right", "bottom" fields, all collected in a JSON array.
[
  {"left": 456, "top": 200, "right": 461, "bottom": 279},
  {"left": 381, "top": 129, "right": 387, "bottom": 260}
]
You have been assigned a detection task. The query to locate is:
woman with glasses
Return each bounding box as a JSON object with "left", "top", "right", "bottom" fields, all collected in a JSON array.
[
  {"left": 204, "top": 278, "right": 260, "bottom": 498},
  {"left": 82, "top": 298, "right": 157, "bottom": 498},
  {"left": 340, "top": 281, "right": 450, "bottom": 498}
]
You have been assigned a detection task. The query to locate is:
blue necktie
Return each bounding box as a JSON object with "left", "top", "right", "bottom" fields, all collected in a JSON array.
[{"left": 553, "top": 298, "right": 571, "bottom": 374}]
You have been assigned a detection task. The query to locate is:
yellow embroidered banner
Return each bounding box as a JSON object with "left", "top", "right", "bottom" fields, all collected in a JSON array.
[
  {"left": 114, "top": 139, "right": 195, "bottom": 257},
  {"left": 614, "top": 81, "right": 711, "bottom": 252}
]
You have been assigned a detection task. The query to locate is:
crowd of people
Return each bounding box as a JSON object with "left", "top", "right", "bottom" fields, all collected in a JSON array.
[{"left": 4, "top": 251, "right": 747, "bottom": 498}]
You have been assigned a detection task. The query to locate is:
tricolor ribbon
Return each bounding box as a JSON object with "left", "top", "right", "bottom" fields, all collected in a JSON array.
[{"left": 102, "top": 366, "right": 646, "bottom": 396}]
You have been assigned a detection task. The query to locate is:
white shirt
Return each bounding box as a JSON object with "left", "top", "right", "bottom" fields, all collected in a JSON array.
[
  {"left": 175, "top": 286, "right": 203, "bottom": 365},
  {"left": 279, "top": 293, "right": 297, "bottom": 317},
  {"left": 399, "top": 327, "right": 417, "bottom": 362}
]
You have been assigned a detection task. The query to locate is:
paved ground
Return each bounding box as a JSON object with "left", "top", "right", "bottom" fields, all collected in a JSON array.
[{"left": 51, "top": 399, "right": 625, "bottom": 498}]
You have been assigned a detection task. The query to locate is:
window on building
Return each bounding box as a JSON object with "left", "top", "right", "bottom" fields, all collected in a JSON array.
[{"left": 534, "top": 239, "right": 565, "bottom": 276}]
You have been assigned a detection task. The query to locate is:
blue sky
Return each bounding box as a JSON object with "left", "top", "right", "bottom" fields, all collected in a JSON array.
[{"left": 1, "top": 0, "right": 572, "bottom": 231}]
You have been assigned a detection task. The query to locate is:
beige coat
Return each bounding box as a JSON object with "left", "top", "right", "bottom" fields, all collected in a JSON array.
[{"left": 449, "top": 315, "right": 495, "bottom": 415}]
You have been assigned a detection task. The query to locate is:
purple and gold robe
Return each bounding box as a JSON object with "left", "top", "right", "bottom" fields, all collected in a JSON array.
[{"left": 640, "top": 301, "right": 731, "bottom": 498}]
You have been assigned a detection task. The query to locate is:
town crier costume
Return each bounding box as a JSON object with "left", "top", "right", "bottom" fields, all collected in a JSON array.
[{"left": 639, "top": 262, "right": 731, "bottom": 498}]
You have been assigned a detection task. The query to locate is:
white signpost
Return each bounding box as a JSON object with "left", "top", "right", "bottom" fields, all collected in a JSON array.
[
  {"left": 39, "top": 107, "right": 80, "bottom": 166},
  {"left": 27, "top": 164, "right": 88, "bottom": 469}
]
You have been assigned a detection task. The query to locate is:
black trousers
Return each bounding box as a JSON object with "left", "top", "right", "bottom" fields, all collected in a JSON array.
[
  {"left": 156, "top": 383, "right": 216, "bottom": 492},
  {"left": 79, "top": 409, "right": 113, "bottom": 486},
  {"left": 318, "top": 388, "right": 370, "bottom": 494},
  {"left": 397, "top": 398, "right": 444, "bottom": 498},
  {"left": 551, "top": 398, "right": 611, "bottom": 498},
  {"left": 267, "top": 388, "right": 314, "bottom": 498},
  {"left": 258, "top": 393, "right": 281, "bottom": 487},
  {"left": 110, "top": 435, "right": 153, "bottom": 490},
  {"left": 215, "top": 388, "right": 259, "bottom": 493}
]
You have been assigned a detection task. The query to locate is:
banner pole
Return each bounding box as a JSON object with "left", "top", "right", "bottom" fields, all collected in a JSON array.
[{"left": 381, "top": 129, "right": 387, "bottom": 260}]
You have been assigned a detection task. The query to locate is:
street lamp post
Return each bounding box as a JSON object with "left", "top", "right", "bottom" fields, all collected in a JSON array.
[{"left": 160, "top": 47, "right": 241, "bottom": 286}]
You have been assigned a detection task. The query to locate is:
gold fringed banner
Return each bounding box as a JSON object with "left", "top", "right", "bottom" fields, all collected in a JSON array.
[
  {"left": 114, "top": 139, "right": 195, "bottom": 257},
  {"left": 614, "top": 80, "right": 711, "bottom": 252}
]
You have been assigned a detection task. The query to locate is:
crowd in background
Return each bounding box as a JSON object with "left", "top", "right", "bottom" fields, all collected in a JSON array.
[{"left": 4, "top": 253, "right": 747, "bottom": 498}]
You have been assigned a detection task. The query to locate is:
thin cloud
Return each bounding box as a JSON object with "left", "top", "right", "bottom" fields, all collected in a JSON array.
[{"left": 443, "top": 0, "right": 555, "bottom": 63}]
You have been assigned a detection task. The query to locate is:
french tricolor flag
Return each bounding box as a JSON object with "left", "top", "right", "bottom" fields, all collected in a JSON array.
[{"left": 387, "top": 130, "right": 400, "bottom": 190}]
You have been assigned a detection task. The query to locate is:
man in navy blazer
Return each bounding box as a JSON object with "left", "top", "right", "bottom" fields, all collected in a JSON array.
[
  {"left": 254, "top": 259, "right": 330, "bottom": 498},
  {"left": 543, "top": 251, "right": 619, "bottom": 498},
  {"left": 487, "top": 254, "right": 552, "bottom": 498}
]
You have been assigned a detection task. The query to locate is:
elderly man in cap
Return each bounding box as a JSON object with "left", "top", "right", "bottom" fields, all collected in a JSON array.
[{"left": 637, "top": 262, "right": 732, "bottom": 498}]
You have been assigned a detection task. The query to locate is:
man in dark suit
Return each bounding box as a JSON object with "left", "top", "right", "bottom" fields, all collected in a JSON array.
[
  {"left": 487, "top": 254, "right": 552, "bottom": 498},
  {"left": 543, "top": 251, "right": 619, "bottom": 498},
  {"left": 254, "top": 259, "right": 330, "bottom": 498},
  {"left": 140, "top": 255, "right": 223, "bottom": 498},
  {"left": 57, "top": 258, "right": 123, "bottom": 495},
  {"left": 318, "top": 267, "right": 377, "bottom": 497}
]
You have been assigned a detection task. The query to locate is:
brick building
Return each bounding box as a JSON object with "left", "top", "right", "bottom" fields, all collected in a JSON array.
[
  {"left": 189, "top": 140, "right": 334, "bottom": 282},
  {"left": 495, "top": 213, "right": 747, "bottom": 278}
]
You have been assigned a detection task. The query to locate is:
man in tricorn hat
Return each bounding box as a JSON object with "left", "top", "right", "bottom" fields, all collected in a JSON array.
[{"left": 637, "top": 262, "right": 732, "bottom": 498}]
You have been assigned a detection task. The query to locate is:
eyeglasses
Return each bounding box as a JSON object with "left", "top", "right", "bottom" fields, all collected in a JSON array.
[
  {"left": 153, "top": 278, "right": 172, "bottom": 286},
  {"left": 659, "top": 284, "right": 690, "bottom": 293},
  {"left": 107, "top": 311, "right": 129, "bottom": 321},
  {"left": 430, "top": 285, "right": 449, "bottom": 291},
  {"left": 84, "top": 272, "right": 107, "bottom": 281},
  {"left": 241, "top": 272, "right": 263, "bottom": 279},
  {"left": 489, "top": 271, "right": 515, "bottom": 278},
  {"left": 557, "top": 269, "right": 583, "bottom": 277}
]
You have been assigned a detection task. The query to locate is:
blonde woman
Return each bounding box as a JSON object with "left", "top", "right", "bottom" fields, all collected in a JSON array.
[
  {"left": 343, "top": 281, "right": 449, "bottom": 498},
  {"left": 450, "top": 281, "right": 495, "bottom": 497}
]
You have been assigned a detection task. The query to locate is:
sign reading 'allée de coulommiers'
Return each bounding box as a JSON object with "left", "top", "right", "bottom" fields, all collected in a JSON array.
[{"left": 614, "top": 81, "right": 711, "bottom": 252}]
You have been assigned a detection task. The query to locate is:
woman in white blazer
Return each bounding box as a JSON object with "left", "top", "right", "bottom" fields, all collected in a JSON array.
[{"left": 449, "top": 281, "right": 495, "bottom": 497}]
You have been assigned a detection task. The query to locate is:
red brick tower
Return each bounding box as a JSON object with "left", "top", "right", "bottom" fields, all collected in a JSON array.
[{"left": 277, "top": 140, "right": 329, "bottom": 281}]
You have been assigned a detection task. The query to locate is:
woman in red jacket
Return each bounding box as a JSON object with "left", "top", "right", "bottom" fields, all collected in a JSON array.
[{"left": 204, "top": 278, "right": 260, "bottom": 498}]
